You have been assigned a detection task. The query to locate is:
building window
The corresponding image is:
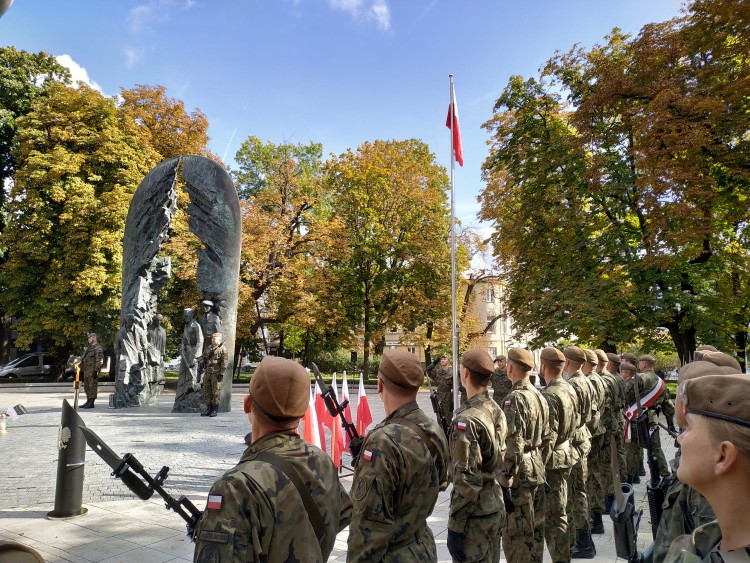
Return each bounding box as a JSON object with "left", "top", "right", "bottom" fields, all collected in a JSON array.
[
  {"left": 488, "top": 347, "right": 497, "bottom": 359},
  {"left": 486, "top": 316, "right": 496, "bottom": 334},
  {"left": 407, "top": 346, "right": 416, "bottom": 355},
  {"left": 485, "top": 285, "right": 494, "bottom": 303}
]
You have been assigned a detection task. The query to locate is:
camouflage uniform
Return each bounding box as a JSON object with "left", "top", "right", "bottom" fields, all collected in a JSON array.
[
  {"left": 626, "top": 370, "right": 672, "bottom": 477},
  {"left": 428, "top": 363, "right": 462, "bottom": 422},
  {"left": 490, "top": 368, "right": 512, "bottom": 405},
  {"left": 662, "top": 521, "right": 741, "bottom": 563},
  {"left": 348, "top": 401, "right": 448, "bottom": 562},
  {"left": 566, "top": 369, "right": 594, "bottom": 545},
  {"left": 599, "top": 367, "right": 627, "bottom": 488},
  {"left": 449, "top": 391, "right": 507, "bottom": 562},
  {"left": 500, "top": 377, "right": 549, "bottom": 563},
  {"left": 80, "top": 342, "right": 104, "bottom": 400},
  {"left": 193, "top": 430, "right": 352, "bottom": 562},
  {"left": 541, "top": 377, "right": 579, "bottom": 563},
  {"left": 202, "top": 342, "right": 228, "bottom": 409},
  {"left": 585, "top": 370, "right": 607, "bottom": 517}
]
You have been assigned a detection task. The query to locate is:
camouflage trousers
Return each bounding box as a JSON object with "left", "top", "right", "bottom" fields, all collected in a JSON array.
[
  {"left": 463, "top": 511, "right": 504, "bottom": 562},
  {"left": 502, "top": 485, "right": 545, "bottom": 563},
  {"left": 567, "top": 457, "right": 589, "bottom": 546},
  {"left": 544, "top": 467, "right": 571, "bottom": 563},
  {"left": 586, "top": 433, "right": 605, "bottom": 513},
  {"left": 648, "top": 426, "right": 671, "bottom": 477},
  {"left": 203, "top": 375, "right": 221, "bottom": 407},
  {"left": 83, "top": 370, "right": 98, "bottom": 400},
  {"left": 625, "top": 438, "right": 642, "bottom": 477},
  {"left": 437, "top": 390, "right": 454, "bottom": 423},
  {"left": 601, "top": 426, "right": 627, "bottom": 496}
]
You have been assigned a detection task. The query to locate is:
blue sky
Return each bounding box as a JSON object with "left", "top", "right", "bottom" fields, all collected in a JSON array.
[{"left": 2, "top": 0, "right": 683, "bottom": 231}]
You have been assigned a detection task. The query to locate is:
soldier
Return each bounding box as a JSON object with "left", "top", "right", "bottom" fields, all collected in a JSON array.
[
  {"left": 539, "top": 347, "right": 579, "bottom": 563},
  {"left": 621, "top": 362, "right": 643, "bottom": 484},
  {"left": 447, "top": 349, "right": 507, "bottom": 563},
  {"left": 663, "top": 374, "right": 750, "bottom": 562},
  {"left": 563, "top": 345, "right": 596, "bottom": 559},
  {"left": 201, "top": 332, "right": 228, "bottom": 417},
  {"left": 603, "top": 351, "right": 627, "bottom": 511},
  {"left": 193, "top": 356, "right": 352, "bottom": 562},
  {"left": 79, "top": 332, "right": 103, "bottom": 409},
  {"left": 637, "top": 354, "right": 676, "bottom": 477},
  {"left": 500, "top": 347, "right": 549, "bottom": 563},
  {"left": 428, "top": 354, "right": 456, "bottom": 422},
  {"left": 582, "top": 349, "right": 607, "bottom": 535},
  {"left": 491, "top": 354, "right": 512, "bottom": 405},
  {"left": 622, "top": 352, "right": 645, "bottom": 478},
  {"left": 348, "top": 350, "right": 448, "bottom": 562}
]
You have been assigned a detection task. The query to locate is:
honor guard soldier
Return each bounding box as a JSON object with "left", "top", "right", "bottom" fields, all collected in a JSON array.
[
  {"left": 447, "top": 349, "right": 507, "bottom": 563},
  {"left": 348, "top": 350, "right": 448, "bottom": 562},
  {"left": 200, "top": 332, "right": 228, "bottom": 417},
  {"left": 637, "top": 354, "right": 675, "bottom": 478},
  {"left": 428, "top": 354, "right": 458, "bottom": 422},
  {"left": 500, "top": 347, "right": 549, "bottom": 563},
  {"left": 79, "top": 332, "right": 104, "bottom": 409},
  {"left": 491, "top": 354, "right": 512, "bottom": 405},
  {"left": 193, "top": 356, "right": 352, "bottom": 562}
]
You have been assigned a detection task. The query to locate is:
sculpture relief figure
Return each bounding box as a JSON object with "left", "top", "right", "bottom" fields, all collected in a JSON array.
[
  {"left": 199, "top": 300, "right": 222, "bottom": 350},
  {"left": 113, "top": 313, "right": 149, "bottom": 407},
  {"left": 174, "top": 308, "right": 204, "bottom": 406},
  {"left": 147, "top": 314, "right": 167, "bottom": 385}
]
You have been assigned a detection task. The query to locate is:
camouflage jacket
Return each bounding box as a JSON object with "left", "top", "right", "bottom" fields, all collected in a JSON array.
[
  {"left": 448, "top": 391, "right": 507, "bottom": 533},
  {"left": 500, "top": 377, "right": 549, "bottom": 501},
  {"left": 625, "top": 371, "right": 675, "bottom": 428},
  {"left": 541, "top": 377, "right": 579, "bottom": 470},
  {"left": 566, "top": 369, "right": 594, "bottom": 456},
  {"left": 428, "top": 364, "right": 453, "bottom": 394},
  {"left": 348, "top": 401, "right": 448, "bottom": 562},
  {"left": 585, "top": 370, "right": 607, "bottom": 436},
  {"left": 490, "top": 369, "right": 513, "bottom": 404},
  {"left": 80, "top": 343, "right": 103, "bottom": 375},
  {"left": 202, "top": 343, "right": 228, "bottom": 379},
  {"left": 193, "top": 430, "right": 352, "bottom": 563},
  {"left": 663, "top": 521, "right": 749, "bottom": 562},
  {"left": 599, "top": 368, "right": 625, "bottom": 431}
]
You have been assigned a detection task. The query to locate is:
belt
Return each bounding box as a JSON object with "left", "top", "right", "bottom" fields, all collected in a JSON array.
[{"left": 390, "top": 530, "right": 421, "bottom": 550}]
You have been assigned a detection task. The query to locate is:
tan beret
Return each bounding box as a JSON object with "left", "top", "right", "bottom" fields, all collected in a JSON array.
[
  {"left": 677, "top": 360, "right": 737, "bottom": 384},
  {"left": 699, "top": 351, "right": 742, "bottom": 373},
  {"left": 508, "top": 347, "right": 534, "bottom": 371},
  {"left": 594, "top": 349, "right": 608, "bottom": 363},
  {"left": 621, "top": 353, "right": 638, "bottom": 364},
  {"left": 583, "top": 349, "right": 598, "bottom": 365},
  {"left": 378, "top": 350, "right": 423, "bottom": 389},
  {"left": 696, "top": 344, "right": 718, "bottom": 352},
  {"left": 461, "top": 349, "right": 495, "bottom": 376},
  {"left": 621, "top": 362, "right": 637, "bottom": 372},
  {"left": 249, "top": 357, "right": 309, "bottom": 421},
  {"left": 639, "top": 354, "right": 656, "bottom": 363},
  {"left": 681, "top": 374, "right": 750, "bottom": 429},
  {"left": 607, "top": 353, "right": 621, "bottom": 365},
  {"left": 540, "top": 347, "right": 565, "bottom": 364},
  {"left": 564, "top": 346, "right": 586, "bottom": 363}
]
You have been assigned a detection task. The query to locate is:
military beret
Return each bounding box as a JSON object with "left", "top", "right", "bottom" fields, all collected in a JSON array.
[
  {"left": 621, "top": 362, "right": 637, "bottom": 373},
  {"left": 621, "top": 353, "right": 638, "bottom": 364},
  {"left": 677, "top": 360, "right": 738, "bottom": 384},
  {"left": 540, "top": 347, "right": 565, "bottom": 364},
  {"left": 249, "top": 356, "right": 309, "bottom": 421},
  {"left": 584, "top": 349, "right": 598, "bottom": 365},
  {"left": 696, "top": 344, "right": 718, "bottom": 352},
  {"left": 681, "top": 374, "right": 750, "bottom": 429},
  {"left": 594, "top": 349, "right": 608, "bottom": 363},
  {"left": 508, "top": 347, "right": 534, "bottom": 371},
  {"left": 639, "top": 354, "right": 656, "bottom": 363},
  {"left": 378, "top": 350, "right": 423, "bottom": 389},
  {"left": 88, "top": 332, "right": 97, "bottom": 338},
  {"left": 564, "top": 346, "right": 586, "bottom": 363},
  {"left": 461, "top": 349, "right": 495, "bottom": 376},
  {"left": 699, "top": 351, "right": 742, "bottom": 373},
  {"left": 607, "top": 353, "right": 621, "bottom": 365}
]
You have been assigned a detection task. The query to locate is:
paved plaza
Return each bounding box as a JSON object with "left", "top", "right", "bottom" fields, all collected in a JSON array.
[{"left": 0, "top": 384, "right": 673, "bottom": 562}]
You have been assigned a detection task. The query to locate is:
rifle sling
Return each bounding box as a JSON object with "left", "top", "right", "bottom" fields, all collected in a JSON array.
[{"left": 251, "top": 451, "right": 327, "bottom": 544}]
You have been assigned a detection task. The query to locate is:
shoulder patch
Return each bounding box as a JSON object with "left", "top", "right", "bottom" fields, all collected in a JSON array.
[
  {"left": 196, "top": 543, "right": 222, "bottom": 562},
  {"left": 197, "top": 530, "right": 230, "bottom": 544},
  {"left": 455, "top": 421, "right": 467, "bottom": 431},
  {"left": 353, "top": 475, "right": 372, "bottom": 501},
  {"left": 206, "top": 494, "right": 223, "bottom": 510},
  {"left": 362, "top": 449, "right": 373, "bottom": 462},
  {"left": 503, "top": 399, "right": 512, "bottom": 407}
]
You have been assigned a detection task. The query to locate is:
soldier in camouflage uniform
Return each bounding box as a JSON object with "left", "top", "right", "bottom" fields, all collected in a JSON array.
[
  {"left": 201, "top": 332, "right": 228, "bottom": 417},
  {"left": 348, "top": 350, "right": 448, "bottom": 562},
  {"left": 193, "top": 356, "right": 352, "bottom": 562},
  {"left": 637, "top": 355, "right": 675, "bottom": 477},
  {"left": 621, "top": 362, "right": 643, "bottom": 484},
  {"left": 663, "top": 374, "right": 750, "bottom": 562},
  {"left": 79, "top": 332, "right": 104, "bottom": 409},
  {"left": 582, "top": 349, "right": 607, "bottom": 535},
  {"left": 601, "top": 351, "right": 627, "bottom": 512},
  {"left": 621, "top": 352, "right": 646, "bottom": 479},
  {"left": 562, "top": 346, "right": 596, "bottom": 559},
  {"left": 491, "top": 355, "right": 512, "bottom": 405},
  {"left": 539, "top": 347, "right": 579, "bottom": 563},
  {"left": 447, "top": 349, "right": 507, "bottom": 563},
  {"left": 428, "top": 354, "right": 463, "bottom": 422},
  {"left": 500, "top": 347, "right": 549, "bottom": 563}
]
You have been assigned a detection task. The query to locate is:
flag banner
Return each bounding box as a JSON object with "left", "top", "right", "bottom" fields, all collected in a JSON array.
[
  {"left": 302, "top": 386, "right": 322, "bottom": 449},
  {"left": 356, "top": 372, "right": 373, "bottom": 436},
  {"left": 314, "top": 381, "right": 331, "bottom": 453},
  {"left": 446, "top": 79, "right": 464, "bottom": 166}
]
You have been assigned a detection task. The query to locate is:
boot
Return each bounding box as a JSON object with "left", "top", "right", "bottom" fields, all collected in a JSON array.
[
  {"left": 591, "top": 511, "right": 604, "bottom": 534},
  {"left": 632, "top": 473, "right": 641, "bottom": 484},
  {"left": 571, "top": 529, "right": 596, "bottom": 559},
  {"left": 604, "top": 493, "right": 615, "bottom": 514},
  {"left": 209, "top": 407, "right": 218, "bottom": 417},
  {"left": 79, "top": 399, "right": 91, "bottom": 409},
  {"left": 638, "top": 460, "right": 646, "bottom": 476},
  {"left": 88, "top": 399, "right": 95, "bottom": 409},
  {"left": 201, "top": 406, "right": 211, "bottom": 416}
]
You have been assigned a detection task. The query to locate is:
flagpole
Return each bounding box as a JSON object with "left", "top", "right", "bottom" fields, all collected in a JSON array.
[{"left": 449, "top": 74, "right": 459, "bottom": 414}]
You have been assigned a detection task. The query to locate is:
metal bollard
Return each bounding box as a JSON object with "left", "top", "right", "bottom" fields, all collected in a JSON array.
[{"left": 47, "top": 399, "right": 88, "bottom": 518}]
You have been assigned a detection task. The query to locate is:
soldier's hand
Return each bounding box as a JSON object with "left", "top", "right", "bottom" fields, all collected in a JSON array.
[{"left": 447, "top": 530, "right": 466, "bottom": 562}]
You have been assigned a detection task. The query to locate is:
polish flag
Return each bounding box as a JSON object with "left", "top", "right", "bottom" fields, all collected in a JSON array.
[
  {"left": 302, "top": 386, "right": 322, "bottom": 449},
  {"left": 446, "top": 77, "right": 463, "bottom": 166},
  {"left": 356, "top": 372, "right": 373, "bottom": 436},
  {"left": 342, "top": 371, "right": 353, "bottom": 451},
  {"left": 330, "top": 372, "right": 345, "bottom": 468},
  {"left": 314, "top": 380, "right": 331, "bottom": 453}
]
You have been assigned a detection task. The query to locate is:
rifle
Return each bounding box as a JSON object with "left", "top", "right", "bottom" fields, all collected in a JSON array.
[
  {"left": 424, "top": 351, "right": 450, "bottom": 437},
  {"left": 79, "top": 425, "right": 203, "bottom": 538},
  {"left": 609, "top": 436, "right": 644, "bottom": 562},
  {"left": 310, "top": 362, "right": 364, "bottom": 465}
]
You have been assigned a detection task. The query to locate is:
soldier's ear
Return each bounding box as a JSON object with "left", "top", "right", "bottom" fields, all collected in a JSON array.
[{"left": 243, "top": 394, "right": 252, "bottom": 414}]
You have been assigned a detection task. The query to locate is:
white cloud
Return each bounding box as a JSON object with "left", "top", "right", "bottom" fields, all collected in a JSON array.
[
  {"left": 124, "top": 48, "right": 143, "bottom": 68},
  {"left": 55, "top": 54, "right": 104, "bottom": 93},
  {"left": 329, "top": 0, "right": 391, "bottom": 31},
  {"left": 127, "top": 0, "right": 199, "bottom": 33}
]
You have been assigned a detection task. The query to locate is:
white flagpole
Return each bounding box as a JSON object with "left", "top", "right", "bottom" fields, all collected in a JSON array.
[{"left": 449, "top": 74, "right": 459, "bottom": 414}]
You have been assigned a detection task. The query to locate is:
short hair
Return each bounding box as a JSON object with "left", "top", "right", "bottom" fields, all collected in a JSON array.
[
  {"left": 540, "top": 358, "right": 564, "bottom": 377},
  {"left": 466, "top": 367, "right": 491, "bottom": 387}
]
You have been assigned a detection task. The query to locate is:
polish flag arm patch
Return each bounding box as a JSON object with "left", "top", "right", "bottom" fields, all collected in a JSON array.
[
  {"left": 362, "top": 449, "right": 373, "bottom": 461},
  {"left": 206, "top": 494, "right": 223, "bottom": 510},
  {"left": 504, "top": 400, "right": 512, "bottom": 407},
  {"left": 455, "top": 421, "right": 467, "bottom": 430}
]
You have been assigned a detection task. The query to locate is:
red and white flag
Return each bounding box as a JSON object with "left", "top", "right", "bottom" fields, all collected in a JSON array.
[
  {"left": 446, "top": 78, "right": 464, "bottom": 166},
  {"left": 356, "top": 372, "right": 373, "bottom": 436},
  {"left": 342, "top": 371, "right": 353, "bottom": 451},
  {"left": 330, "top": 372, "right": 345, "bottom": 468},
  {"left": 314, "top": 381, "right": 331, "bottom": 453},
  {"left": 302, "top": 386, "right": 322, "bottom": 449}
]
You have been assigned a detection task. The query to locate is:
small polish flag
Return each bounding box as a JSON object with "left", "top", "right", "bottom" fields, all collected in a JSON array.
[
  {"left": 314, "top": 381, "right": 331, "bottom": 453},
  {"left": 356, "top": 372, "right": 373, "bottom": 436},
  {"left": 302, "top": 386, "right": 322, "bottom": 449},
  {"left": 206, "top": 494, "right": 223, "bottom": 510},
  {"left": 456, "top": 421, "right": 467, "bottom": 430},
  {"left": 504, "top": 400, "right": 512, "bottom": 407},
  {"left": 362, "top": 449, "right": 373, "bottom": 461},
  {"left": 330, "top": 372, "right": 345, "bottom": 468}
]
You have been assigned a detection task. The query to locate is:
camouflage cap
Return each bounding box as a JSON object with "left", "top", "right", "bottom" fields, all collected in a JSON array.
[
  {"left": 696, "top": 344, "right": 718, "bottom": 353},
  {"left": 621, "top": 353, "right": 638, "bottom": 364},
  {"left": 677, "top": 360, "right": 737, "bottom": 384},
  {"left": 508, "top": 347, "right": 534, "bottom": 371},
  {"left": 378, "top": 350, "right": 423, "bottom": 389},
  {"left": 594, "top": 349, "right": 608, "bottom": 363},
  {"left": 621, "top": 362, "right": 637, "bottom": 373},
  {"left": 564, "top": 346, "right": 586, "bottom": 363},
  {"left": 699, "top": 351, "right": 742, "bottom": 373},
  {"left": 540, "top": 347, "right": 565, "bottom": 364},
  {"left": 461, "top": 349, "right": 495, "bottom": 376},
  {"left": 639, "top": 354, "right": 656, "bottom": 364},
  {"left": 583, "top": 349, "right": 598, "bottom": 365},
  {"left": 607, "top": 352, "right": 621, "bottom": 365},
  {"left": 681, "top": 374, "right": 750, "bottom": 429},
  {"left": 249, "top": 357, "right": 309, "bottom": 421}
]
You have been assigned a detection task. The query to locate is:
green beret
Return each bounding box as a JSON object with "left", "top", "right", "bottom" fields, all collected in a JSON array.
[
  {"left": 461, "top": 349, "right": 494, "bottom": 376},
  {"left": 249, "top": 357, "right": 309, "bottom": 422},
  {"left": 378, "top": 350, "right": 423, "bottom": 389},
  {"left": 508, "top": 347, "right": 534, "bottom": 371},
  {"left": 564, "top": 346, "right": 586, "bottom": 363},
  {"left": 681, "top": 374, "right": 750, "bottom": 429},
  {"left": 540, "top": 347, "right": 565, "bottom": 364}
]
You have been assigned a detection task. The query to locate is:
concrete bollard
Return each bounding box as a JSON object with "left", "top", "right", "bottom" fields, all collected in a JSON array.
[{"left": 47, "top": 399, "right": 88, "bottom": 519}]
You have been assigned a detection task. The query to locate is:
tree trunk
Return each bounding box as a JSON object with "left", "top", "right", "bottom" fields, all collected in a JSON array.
[
  {"left": 666, "top": 322, "right": 696, "bottom": 366},
  {"left": 363, "top": 286, "right": 371, "bottom": 382},
  {"left": 0, "top": 312, "right": 10, "bottom": 364}
]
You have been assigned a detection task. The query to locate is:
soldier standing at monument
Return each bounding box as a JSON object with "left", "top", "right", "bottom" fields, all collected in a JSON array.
[
  {"left": 79, "top": 333, "right": 103, "bottom": 409},
  {"left": 192, "top": 356, "right": 352, "bottom": 562},
  {"left": 447, "top": 349, "right": 507, "bottom": 563},
  {"left": 491, "top": 354, "right": 512, "bottom": 404},
  {"left": 201, "top": 332, "right": 228, "bottom": 417},
  {"left": 174, "top": 308, "right": 203, "bottom": 406},
  {"left": 500, "top": 347, "right": 549, "bottom": 563},
  {"left": 348, "top": 350, "right": 448, "bottom": 562},
  {"left": 539, "top": 347, "right": 579, "bottom": 563}
]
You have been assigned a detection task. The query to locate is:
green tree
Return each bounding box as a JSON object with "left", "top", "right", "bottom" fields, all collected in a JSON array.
[{"left": 324, "top": 139, "right": 452, "bottom": 378}]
